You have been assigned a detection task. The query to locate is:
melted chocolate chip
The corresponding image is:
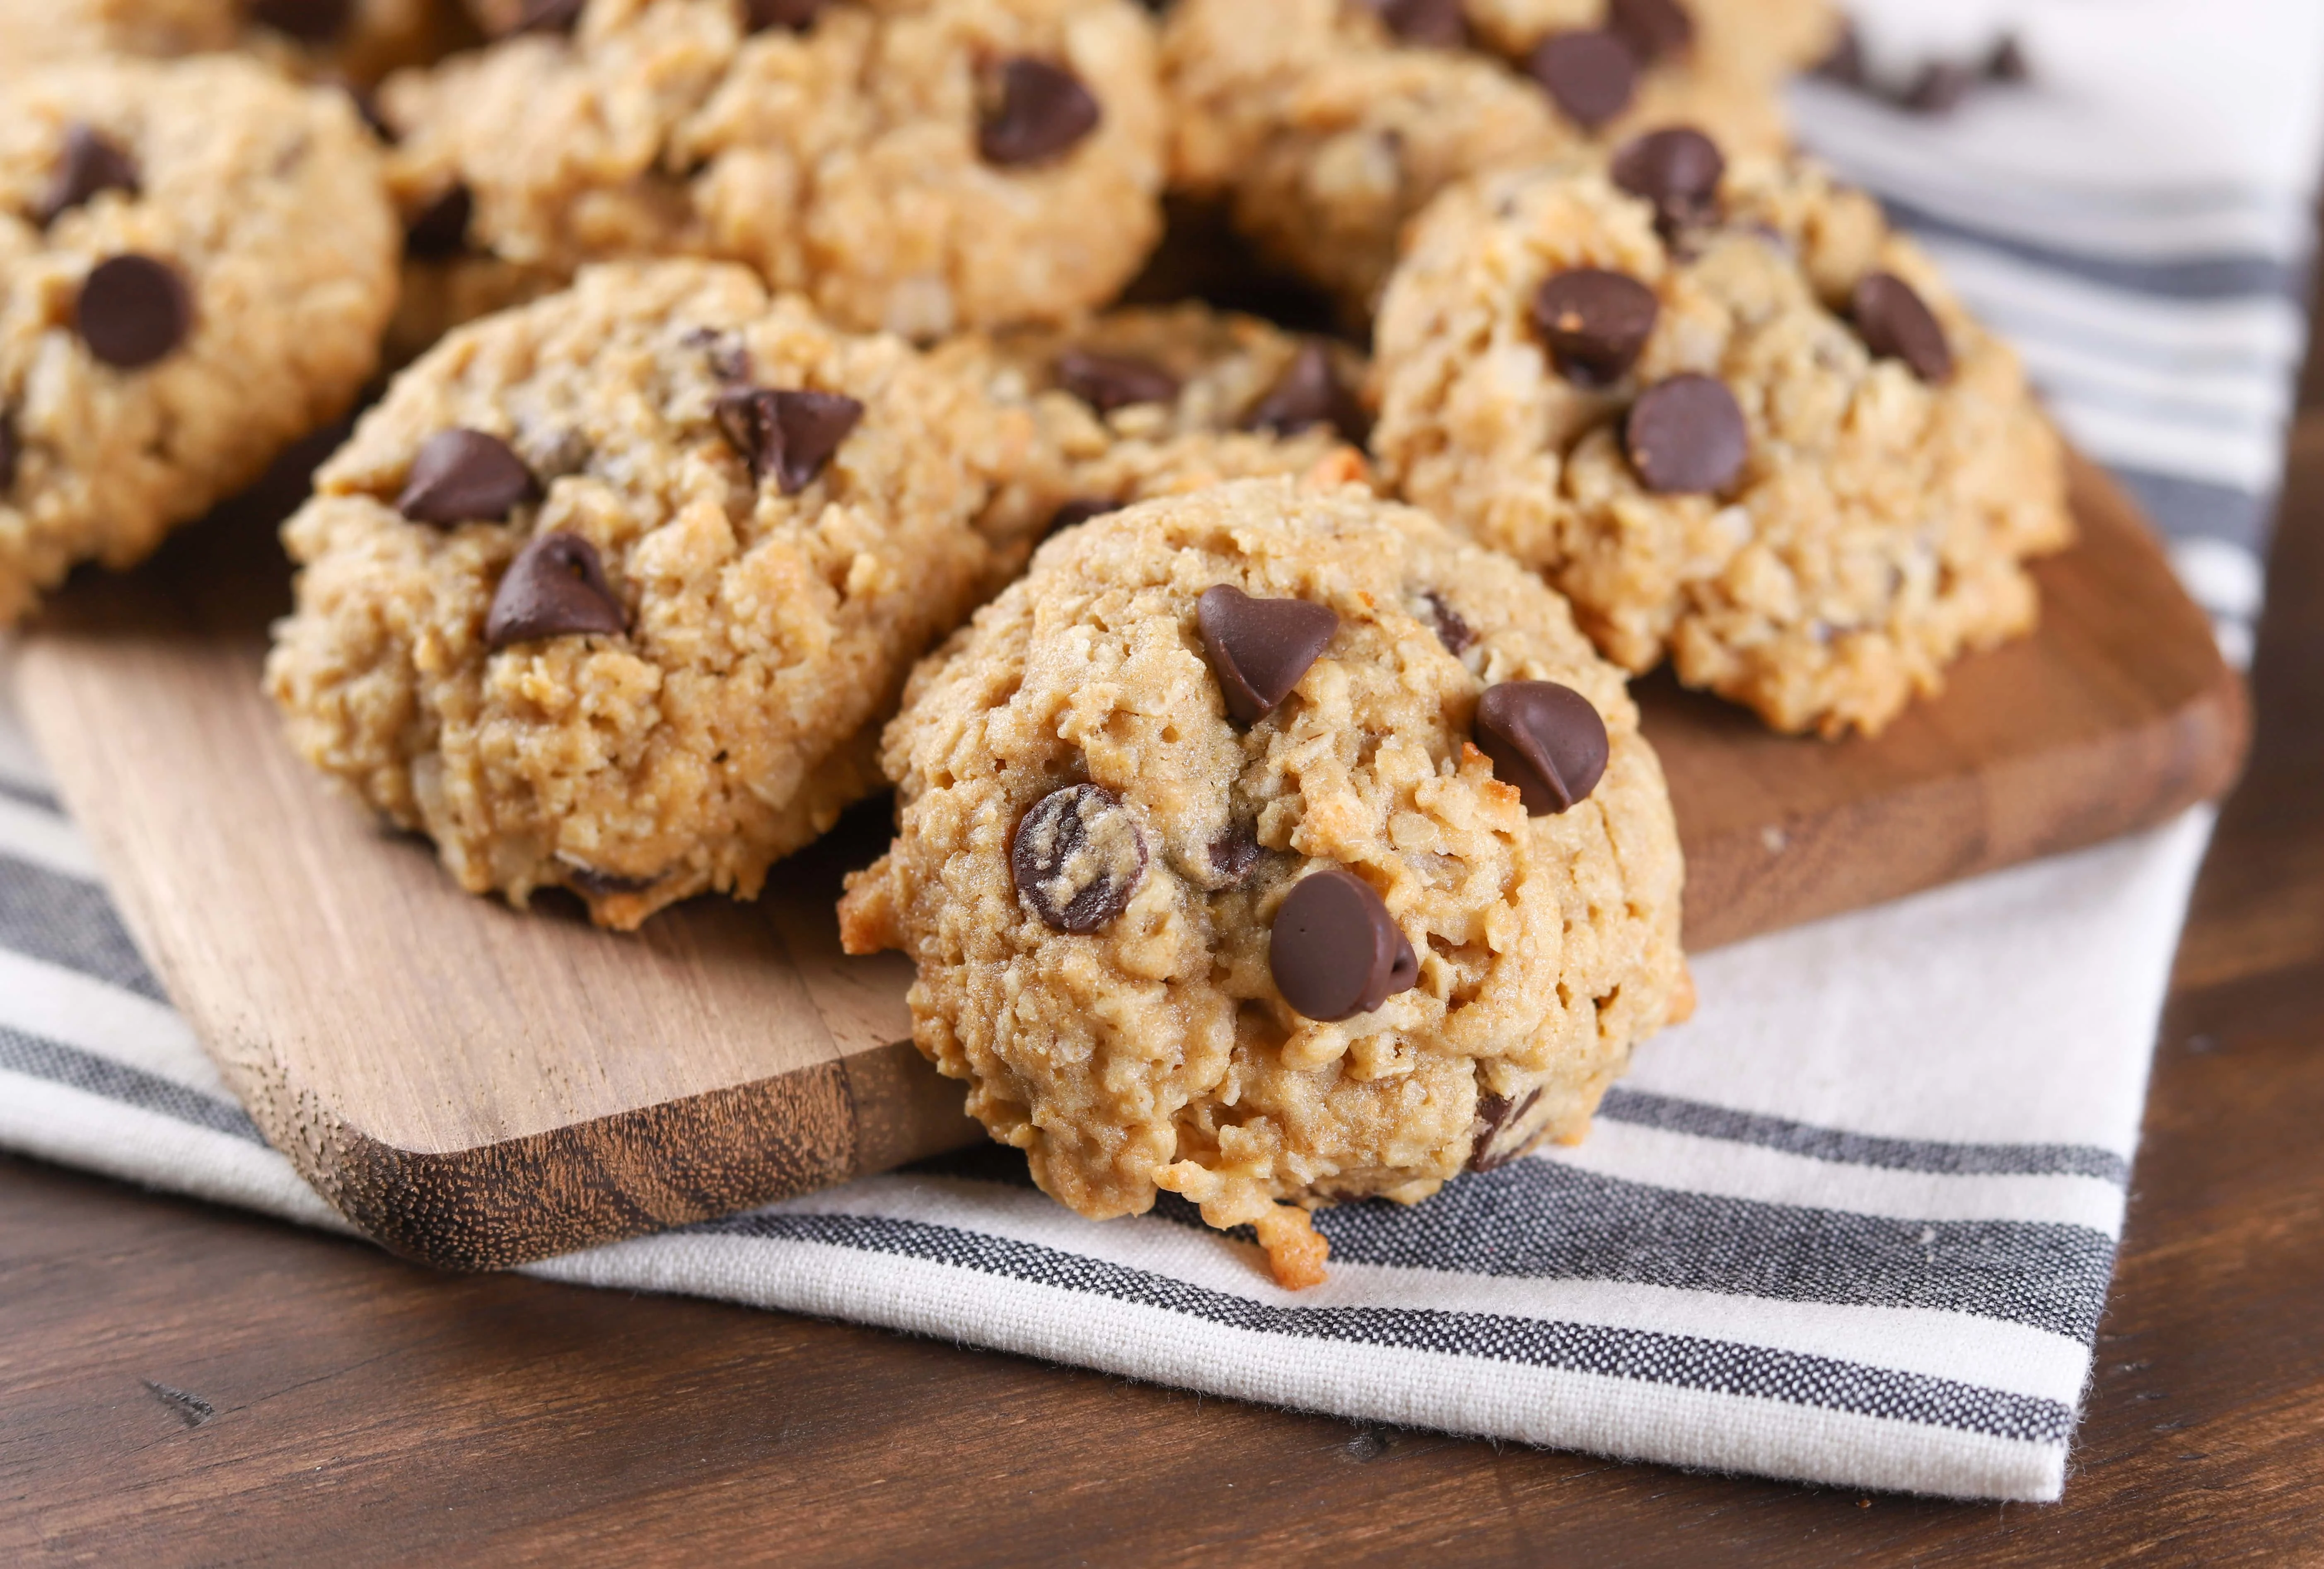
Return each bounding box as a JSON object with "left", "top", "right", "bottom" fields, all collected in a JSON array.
[
  {"left": 1243, "top": 341, "right": 1368, "bottom": 444},
  {"left": 398, "top": 429, "right": 541, "bottom": 524},
  {"left": 1524, "top": 30, "right": 1638, "bottom": 131},
  {"left": 744, "top": 0, "right": 829, "bottom": 31},
  {"left": 250, "top": 0, "right": 353, "bottom": 42},
  {"left": 1852, "top": 271, "right": 1954, "bottom": 384},
  {"left": 485, "top": 532, "right": 626, "bottom": 648},
  {"left": 1011, "top": 783, "right": 1147, "bottom": 933},
  {"left": 37, "top": 124, "right": 139, "bottom": 227},
  {"left": 1044, "top": 496, "right": 1119, "bottom": 535},
  {"left": 1468, "top": 1086, "right": 1544, "bottom": 1171},
  {"left": 1054, "top": 349, "right": 1181, "bottom": 414},
  {"left": 1196, "top": 584, "right": 1339, "bottom": 726},
  {"left": 1367, "top": 0, "right": 1465, "bottom": 48},
  {"left": 404, "top": 184, "right": 473, "bottom": 258},
  {"left": 75, "top": 254, "right": 191, "bottom": 369},
  {"left": 1607, "top": 0, "right": 1693, "bottom": 63},
  {"left": 1420, "top": 589, "right": 1474, "bottom": 655},
  {"left": 1531, "top": 268, "right": 1658, "bottom": 386},
  {"left": 1623, "top": 373, "right": 1745, "bottom": 495},
  {"left": 715, "top": 387, "right": 865, "bottom": 494},
  {"left": 978, "top": 58, "right": 1102, "bottom": 167},
  {"left": 1473, "top": 681, "right": 1609, "bottom": 815},
  {"left": 512, "top": 0, "right": 585, "bottom": 33},
  {"left": 1269, "top": 868, "right": 1419, "bottom": 1022},
  {"left": 1609, "top": 126, "right": 1725, "bottom": 237},
  {"left": 1209, "top": 823, "right": 1266, "bottom": 887}
]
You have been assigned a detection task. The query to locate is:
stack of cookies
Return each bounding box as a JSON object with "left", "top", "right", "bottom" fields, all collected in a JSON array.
[{"left": 0, "top": 0, "right": 2072, "bottom": 1286}]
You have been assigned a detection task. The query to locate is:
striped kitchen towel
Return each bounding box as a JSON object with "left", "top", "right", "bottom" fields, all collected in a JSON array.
[{"left": 0, "top": 0, "right": 2314, "bottom": 1506}]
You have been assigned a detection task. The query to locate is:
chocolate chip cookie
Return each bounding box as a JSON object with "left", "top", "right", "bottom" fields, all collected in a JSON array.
[
  {"left": 1370, "top": 148, "right": 2073, "bottom": 736},
  {"left": 838, "top": 479, "right": 1688, "bottom": 1287},
  {"left": 376, "top": 0, "right": 1166, "bottom": 350},
  {"left": 0, "top": 55, "right": 399, "bottom": 626},
  {"left": 266, "top": 260, "right": 1061, "bottom": 928},
  {"left": 1163, "top": 0, "right": 1833, "bottom": 318},
  {"left": 0, "top": 0, "right": 470, "bottom": 88}
]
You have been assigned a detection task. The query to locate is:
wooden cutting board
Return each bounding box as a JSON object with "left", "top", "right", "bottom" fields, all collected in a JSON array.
[{"left": 10, "top": 450, "right": 2245, "bottom": 1271}]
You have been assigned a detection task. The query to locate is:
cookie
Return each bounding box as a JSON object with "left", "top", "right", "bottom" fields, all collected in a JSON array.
[
  {"left": 0, "top": 55, "right": 399, "bottom": 627},
  {"left": 1163, "top": 0, "right": 1833, "bottom": 317},
  {"left": 0, "top": 0, "right": 470, "bottom": 89},
  {"left": 940, "top": 302, "right": 1376, "bottom": 526},
  {"left": 266, "top": 260, "right": 1061, "bottom": 929},
  {"left": 838, "top": 479, "right": 1688, "bottom": 1287},
  {"left": 375, "top": 0, "right": 1166, "bottom": 349},
  {"left": 1370, "top": 150, "right": 2073, "bottom": 736}
]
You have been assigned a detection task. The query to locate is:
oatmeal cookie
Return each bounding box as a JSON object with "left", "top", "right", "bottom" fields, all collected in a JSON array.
[
  {"left": 266, "top": 260, "right": 1061, "bottom": 928},
  {"left": 1370, "top": 147, "right": 2073, "bottom": 736},
  {"left": 376, "top": 0, "right": 1165, "bottom": 346},
  {"left": 0, "top": 0, "right": 471, "bottom": 89},
  {"left": 0, "top": 55, "right": 398, "bottom": 626},
  {"left": 838, "top": 479, "right": 1688, "bottom": 1287},
  {"left": 1163, "top": 0, "right": 1832, "bottom": 317}
]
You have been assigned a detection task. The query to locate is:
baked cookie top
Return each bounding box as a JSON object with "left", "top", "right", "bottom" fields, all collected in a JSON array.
[
  {"left": 0, "top": 0, "right": 470, "bottom": 88},
  {"left": 378, "top": 0, "right": 1167, "bottom": 340},
  {"left": 1370, "top": 147, "right": 2073, "bottom": 736},
  {"left": 0, "top": 53, "right": 397, "bottom": 625},
  {"left": 266, "top": 261, "right": 1060, "bottom": 928},
  {"left": 839, "top": 479, "right": 1688, "bottom": 1286}
]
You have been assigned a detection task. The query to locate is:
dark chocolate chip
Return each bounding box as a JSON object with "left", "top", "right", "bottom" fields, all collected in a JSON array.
[
  {"left": 398, "top": 429, "right": 541, "bottom": 524},
  {"left": 1987, "top": 34, "right": 2030, "bottom": 83},
  {"left": 715, "top": 387, "right": 865, "bottom": 494},
  {"left": 1209, "top": 823, "right": 1265, "bottom": 886},
  {"left": 1420, "top": 589, "right": 1474, "bottom": 655},
  {"left": 1010, "top": 783, "right": 1147, "bottom": 933},
  {"left": 1269, "top": 868, "right": 1419, "bottom": 1022},
  {"left": 1903, "top": 60, "right": 1974, "bottom": 114},
  {"left": 1524, "top": 30, "right": 1638, "bottom": 131},
  {"left": 1196, "top": 584, "right": 1339, "bottom": 726},
  {"left": 250, "top": 0, "right": 354, "bottom": 42},
  {"left": 486, "top": 532, "right": 626, "bottom": 648},
  {"left": 512, "top": 0, "right": 586, "bottom": 33},
  {"left": 36, "top": 124, "right": 139, "bottom": 227},
  {"left": 1474, "top": 681, "right": 1609, "bottom": 815},
  {"left": 1609, "top": 126, "right": 1725, "bottom": 237},
  {"left": 681, "top": 326, "right": 751, "bottom": 383},
  {"left": 1054, "top": 349, "right": 1181, "bottom": 414},
  {"left": 1468, "top": 1086, "right": 1544, "bottom": 1171},
  {"left": 744, "top": 0, "right": 829, "bottom": 31},
  {"left": 1623, "top": 373, "right": 1745, "bottom": 494},
  {"left": 74, "top": 254, "right": 191, "bottom": 369},
  {"left": 1367, "top": 0, "right": 1465, "bottom": 48},
  {"left": 978, "top": 58, "right": 1102, "bottom": 167},
  {"left": 1243, "top": 341, "right": 1368, "bottom": 444},
  {"left": 1812, "top": 20, "right": 1865, "bottom": 86},
  {"left": 1607, "top": 0, "right": 1693, "bottom": 63},
  {"left": 1851, "top": 271, "right": 1954, "bottom": 385},
  {"left": 1044, "top": 496, "right": 1119, "bottom": 535},
  {"left": 560, "top": 860, "right": 661, "bottom": 898},
  {"left": 0, "top": 416, "right": 16, "bottom": 495},
  {"left": 1531, "top": 267, "right": 1658, "bottom": 386},
  {"left": 404, "top": 183, "right": 473, "bottom": 258}
]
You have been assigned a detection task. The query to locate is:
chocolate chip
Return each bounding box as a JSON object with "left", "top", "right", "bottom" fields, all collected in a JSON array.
[
  {"left": 1610, "top": 126, "right": 1724, "bottom": 237},
  {"left": 75, "top": 254, "right": 191, "bottom": 369},
  {"left": 1044, "top": 496, "right": 1119, "bottom": 535},
  {"left": 1531, "top": 268, "right": 1658, "bottom": 386},
  {"left": 1474, "top": 681, "right": 1609, "bottom": 814},
  {"left": 1813, "top": 21, "right": 1865, "bottom": 86},
  {"left": 1987, "top": 34, "right": 2030, "bottom": 83},
  {"left": 1524, "top": 31, "right": 1638, "bottom": 131},
  {"left": 0, "top": 416, "right": 16, "bottom": 494},
  {"left": 1851, "top": 272, "right": 1954, "bottom": 385},
  {"left": 744, "top": 0, "right": 828, "bottom": 30},
  {"left": 250, "top": 0, "right": 353, "bottom": 42},
  {"left": 1903, "top": 60, "right": 1974, "bottom": 114},
  {"left": 1010, "top": 783, "right": 1147, "bottom": 933},
  {"left": 1209, "top": 823, "right": 1265, "bottom": 887},
  {"left": 1366, "top": 0, "right": 1465, "bottom": 48},
  {"left": 1468, "top": 1086, "right": 1544, "bottom": 1171},
  {"left": 36, "top": 124, "right": 139, "bottom": 227},
  {"left": 1420, "top": 589, "right": 1474, "bottom": 655},
  {"left": 398, "top": 429, "right": 541, "bottom": 524},
  {"left": 559, "top": 859, "right": 660, "bottom": 898},
  {"left": 1197, "top": 584, "right": 1339, "bottom": 726},
  {"left": 404, "top": 184, "right": 473, "bottom": 258},
  {"left": 715, "top": 387, "right": 865, "bottom": 494},
  {"left": 978, "top": 58, "right": 1101, "bottom": 167},
  {"left": 512, "top": 0, "right": 585, "bottom": 32},
  {"left": 682, "top": 326, "right": 750, "bottom": 383},
  {"left": 1269, "top": 868, "right": 1419, "bottom": 1022},
  {"left": 1623, "top": 373, "right": 1744, "bottom": 494},
  {"left": 486, "top": 532, "right": 626, "bottom": 648},
  {"left": 1054, "top": 349, "right": 1180, "bottom": 414},
  {"left": 1607, "top": 0, "right": 1692, "bottom": 63},
  {"left": 1244, "top": 341, "right": 1368, "bottom": 444}
]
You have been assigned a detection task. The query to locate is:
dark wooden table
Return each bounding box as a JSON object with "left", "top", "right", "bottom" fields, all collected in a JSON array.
[{"left": 9, "top": 439, "right": 2324, "bottom": 1568}]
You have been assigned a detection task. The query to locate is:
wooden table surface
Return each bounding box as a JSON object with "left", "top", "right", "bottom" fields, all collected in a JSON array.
[{"left": 7, "top": 428, "right": 2324, "bottom": 1569}]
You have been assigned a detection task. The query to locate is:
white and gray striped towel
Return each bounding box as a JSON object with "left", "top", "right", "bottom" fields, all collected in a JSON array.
[{"left": 1, "top": 0, "right": 2314, "bottom": 1504}]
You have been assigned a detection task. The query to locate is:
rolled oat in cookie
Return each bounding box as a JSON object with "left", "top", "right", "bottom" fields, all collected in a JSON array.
[
  {"left": 1162, "top": 0, "right": 1834, "bottom": 319},
  {"left": 1370, "top": 150, "right": 2073, "bottom": 737},
  {"left": 266, "top": 261, "right": 1065, "bottom": 929},
  {"left": 0, "top": 0, "right": 473, "bottom": 89},
  {"left": 838, "top": 480, "right": 1688, "bottom": 1288},
  {"left": 0, "top": 55, "right": 398, "bottom": 627}
]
